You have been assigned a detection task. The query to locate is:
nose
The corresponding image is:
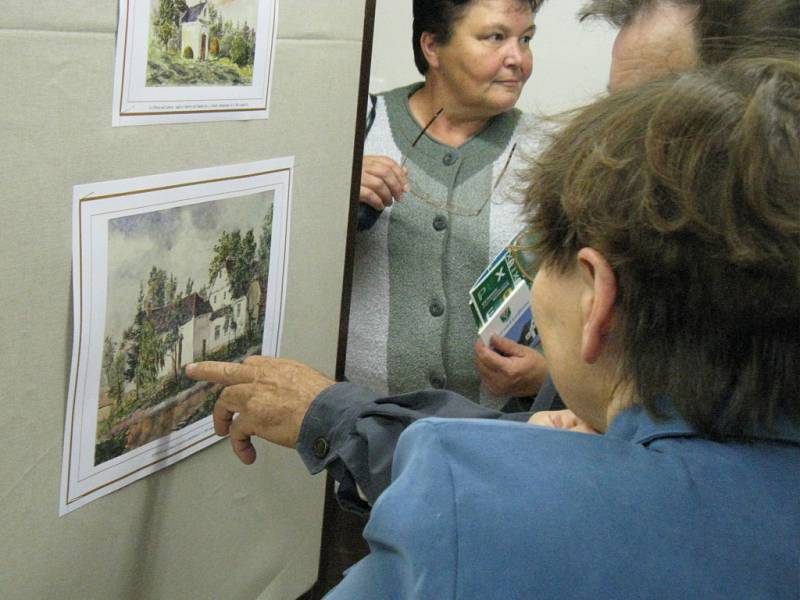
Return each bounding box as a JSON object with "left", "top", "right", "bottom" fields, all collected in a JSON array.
[{"left": 503, "top": 40, "right": 525, "bottom": 69}]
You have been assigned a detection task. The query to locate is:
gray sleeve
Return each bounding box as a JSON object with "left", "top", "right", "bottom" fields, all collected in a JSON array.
[
  {"left": 530, "top": 375, "right": 565, "bottom": 412},
  {"left": 296, "top": 382, "right": 530, "bottom": 512}
]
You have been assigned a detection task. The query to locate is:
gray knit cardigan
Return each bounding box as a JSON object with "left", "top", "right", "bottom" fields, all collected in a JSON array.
[{"left": 345, "top": 83, "right": 543, "bottom": 407}]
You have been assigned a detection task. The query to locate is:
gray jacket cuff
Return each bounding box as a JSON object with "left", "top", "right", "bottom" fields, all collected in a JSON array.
[{"left": 296, "top": 381, "right": 377, "bottom": 474}]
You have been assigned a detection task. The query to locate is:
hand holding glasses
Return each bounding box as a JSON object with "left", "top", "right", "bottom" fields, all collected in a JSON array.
[{"left": 401, "top": 108, "right": 518, "bottom": 217}]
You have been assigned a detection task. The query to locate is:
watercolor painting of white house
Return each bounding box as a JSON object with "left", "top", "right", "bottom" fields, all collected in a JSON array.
[
  {"left": 60, "top": 158, "right": 292, "bottom": 514},
  {"left": 112, "top": 0, "right": 277, "bottom": 125},
  {"left": 147, "top": 0, "right": 259, "bottom": 87},
  {"left": 95, "top": 194, "right": 272, "bottom": 464}
]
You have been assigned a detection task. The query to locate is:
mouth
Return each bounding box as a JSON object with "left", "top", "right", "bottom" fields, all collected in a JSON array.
[{"left": 495, "top": 80, "right": 522, "bottom": 87}]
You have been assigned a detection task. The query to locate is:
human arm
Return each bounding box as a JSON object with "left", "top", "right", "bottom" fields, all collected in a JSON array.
[
  {"left": 474, "top": 335, "right": 548, "bottom": 397},
  {"left": 357, "top": 92, "right": 406, "bottom": 230},
  {"left": 297, "top": 383, "right": 518, "bottom": 511},
  {"left": 186, "top": 355, "right": 520, "bottom": 511},
  {"left": 185, "top": 355, "right": 335, "bottom": 463}
]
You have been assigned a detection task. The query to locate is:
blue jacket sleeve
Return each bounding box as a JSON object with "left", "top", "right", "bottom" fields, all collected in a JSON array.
[
  {"left": 296, "top": 382, "right": 530, "bottom": 512},
  {"left": 323, "top": 420, "right": 459, "bottom": 599}
]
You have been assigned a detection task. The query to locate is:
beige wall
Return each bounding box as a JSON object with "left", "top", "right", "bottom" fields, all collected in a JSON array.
[{"left": 0, "top": 2, "right": 365, "bottom": 599}]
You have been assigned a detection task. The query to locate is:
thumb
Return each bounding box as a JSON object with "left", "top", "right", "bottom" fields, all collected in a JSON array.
[{"left": 489, "top": 335, "right": 526, "bottom": 357}]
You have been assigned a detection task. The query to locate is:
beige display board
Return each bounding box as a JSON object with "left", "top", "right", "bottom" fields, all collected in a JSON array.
[{"left": 0, "top": 1, "right": 365, "bottom": 598}]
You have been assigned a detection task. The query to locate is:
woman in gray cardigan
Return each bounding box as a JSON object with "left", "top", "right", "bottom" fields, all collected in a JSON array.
[{"left": 346, "top": 0, "right": 547, "bottom": 407}]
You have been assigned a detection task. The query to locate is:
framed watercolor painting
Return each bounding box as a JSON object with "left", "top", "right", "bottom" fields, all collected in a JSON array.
[
  {"left": 112, "top": 0, "right": 278, "bottom": 125},
  {"left": 60, "top": 158, "right": 292, "bottom": 514}
]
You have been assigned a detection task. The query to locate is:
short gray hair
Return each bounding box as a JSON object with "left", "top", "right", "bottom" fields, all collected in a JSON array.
[{"left": 579, "top": 0, "right": 800, "bottom": 64}]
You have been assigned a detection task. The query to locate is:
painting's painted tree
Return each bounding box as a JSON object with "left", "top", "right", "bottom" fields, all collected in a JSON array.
[
  {"left": 154, "top": 0, "right": 178, "bottom": 48},
  {"left": 165, "top": 274, "right": 178, "bottom": 304},
  {"left": 102, "top": 337, "right": 116, "bottom": 391},
  {"left": 137, "top": 320, "right": 166, "bottom": 390},
  {"left": 153, "top": 0, "right": 189, "bottom": 50},
  {"left": 102, "top": 337, "right": 127, "bottom": 407},
  {"left": 124, "top": 285, "right": 146, "bottom": 401},
  {"left": 124, "top": 284, "right": 166, "bottom": 401},
  {"left": 258, "top": 209, "right": 272, "bottom": 272},
  {"left": 209, "top": 228, "right": 258, "bottom": 298},
  {"left": 147, "top": 266, "right": 167, "bottom": 308}
]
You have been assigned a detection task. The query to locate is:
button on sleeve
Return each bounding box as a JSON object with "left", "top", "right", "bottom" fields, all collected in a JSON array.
[{"left": 312, "top": 436, "right": 330, "bottom": 459}]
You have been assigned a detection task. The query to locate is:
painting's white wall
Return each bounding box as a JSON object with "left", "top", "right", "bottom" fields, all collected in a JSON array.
[
  {"left": 369, "top": 0, "right": 618, "bottom": 115},
  {"left": 193, "top": 314, "right": 211, "bottom": 361},
  {"left": 247, "top": 279, "right": 262, "bottom": 323},
  {"left": 233, "top": 296, "right": 247, "bottom": 328},
  {"left": 209, "top": 269, "right": 231, "bottom": 310},
  {"left": 181, "top": 320, "right": 194, "bottom": 366},
  {"left": 181, "top": 21, "right": 208, "bottom": 60},
  {"left": 209, "top": 317, "right": 229, "bottom": 351}
]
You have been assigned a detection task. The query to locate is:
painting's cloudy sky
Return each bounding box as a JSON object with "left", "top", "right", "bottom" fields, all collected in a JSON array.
[{"left": 104, "top": 191, "right": 273, "bottom": 344}]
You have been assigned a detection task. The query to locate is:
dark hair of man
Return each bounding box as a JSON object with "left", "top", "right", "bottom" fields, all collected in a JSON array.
[
  {"left": 522, "top": 55, "right": 800, "bottom": 438},
  {"left": 412, "top": 0, "right": 543, "bottom": 75},
  {"left": 579, "top": 0, "right": 800, "bottom": 64}
]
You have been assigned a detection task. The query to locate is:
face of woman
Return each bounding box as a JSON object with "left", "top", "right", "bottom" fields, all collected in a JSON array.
[{"left": 431, "top": 0, "right": 535, "bottom": 118}]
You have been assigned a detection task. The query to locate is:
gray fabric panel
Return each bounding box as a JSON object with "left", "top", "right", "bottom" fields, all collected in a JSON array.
[
  {"left": 0, "top": 1, "right": 365, "bottom": 40},
  {"left": 0, "top": 20, "right": 360, "bottom": 600}
]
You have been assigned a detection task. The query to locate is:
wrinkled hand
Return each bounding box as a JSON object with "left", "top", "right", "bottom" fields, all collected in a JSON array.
[
  {"left": 360, "top": 155, "right": 408, "bottom": 210},
  {"left": 528, "top": 410, "right": 600, "bottom": 434},
  {"left": 474, "top": 335, "right": 548, "bottom": 397},
  {"left": 185, "top": 355, "right": 335, "bottom": 464}
]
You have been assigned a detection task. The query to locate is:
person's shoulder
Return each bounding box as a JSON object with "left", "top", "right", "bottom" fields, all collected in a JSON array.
[
  {"left": 395, "top": 417, "right": 635, "bottom": 498},
  {"left": 401, "top": 416, "right": 613, "bottom": 459},
  {"left": 512, "top": 110, "right": 554, "bottom": 153},
  {"left": 395, "top": 416, "right": 688, "bottom": 509},
  {"left": 367, "top": 83, "right": 424, "bottom": 136},
  {"left": 395, "top": 418, "right": 800, "bottom": 598},
  {"left": 374, "top": 82, "right": 424, "bottom": 103}
]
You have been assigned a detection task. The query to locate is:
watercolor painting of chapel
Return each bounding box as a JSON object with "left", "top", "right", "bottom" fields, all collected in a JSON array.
[
  {"left": 95, "top": 192, "right": 274, "bottom": 465},
  {"left": 147, "top": 0, "right": 260, "bottom": 86}
]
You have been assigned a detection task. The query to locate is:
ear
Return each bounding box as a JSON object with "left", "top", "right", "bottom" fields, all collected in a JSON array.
[
  {"left": 420, "top": 31, "right": 441, "bottom": 70},
  {"left": 576, "top": 248, "right": 618, "bottom": 364}
]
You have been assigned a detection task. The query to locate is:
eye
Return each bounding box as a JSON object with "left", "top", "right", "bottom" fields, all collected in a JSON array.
[
  {"left": 521, "top": 34, "right": 533, "bottom": 45},
  {"left": 487, "top": 32, "right": 505, "bottom": 42}
]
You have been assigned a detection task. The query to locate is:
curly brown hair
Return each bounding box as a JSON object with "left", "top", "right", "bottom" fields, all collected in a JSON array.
[{"left": 524, "top": 55, "right": 800, "bottom": 438}]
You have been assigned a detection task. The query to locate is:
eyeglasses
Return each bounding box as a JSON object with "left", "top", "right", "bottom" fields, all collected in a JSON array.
[
  {"left": 507, "top": 227, "right": 540, "bottom": 282},
  {"left": 401, "top": 108, "right": 517, "bottom": 217}
]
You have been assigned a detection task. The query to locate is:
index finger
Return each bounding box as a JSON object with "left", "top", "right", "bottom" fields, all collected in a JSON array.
[
  {"left": 186, "top": 361, "right": 260, "bottom": 385},
  {"left": 364, "top": 155, "right": 405, "bottom": 176}
]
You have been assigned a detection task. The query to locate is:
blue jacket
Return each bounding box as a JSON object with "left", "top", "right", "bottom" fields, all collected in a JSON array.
[{"left": 326, "top": 405, "right": 800, "bottom": 599}]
